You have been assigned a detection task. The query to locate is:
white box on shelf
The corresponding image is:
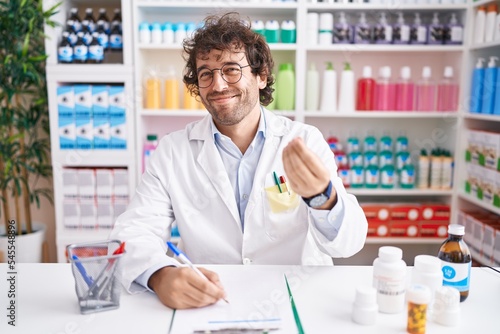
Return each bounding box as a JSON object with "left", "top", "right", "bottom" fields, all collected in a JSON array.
[
  {"left": 62, "top": 168, "right": 78, "bottom": 199},
  {"left": 113, "top": 169, "right": 129, "bottom": 199},
  {"left": 79, "top": 201, "right": 97, "bottom": 229},
  {"left": 483, "top": 222, "right": 500, "bottom": 262},
  {"left": 482, "top": 167, "right": 496, "bottom": 205},
  {"left": 74, "top": 85, "right": 93, "bottom": 150},
  {"left": 57, "top": 86, "right": 76, "bottom": 150},
  {"left": 109, "top": 86, "right": 127, "bottom": 150},
  {"left": 466, "top": 129, "right": 481, "bottom": 165},
  {"left": 481, "top": 131, "right": 500, "bottom": 171},
  {"left": 97, "top": 200, "right": 114, "bottom": 229},
  {"left": 96, "top": 169, "right": 113, "bottom": 200},
  {"left": 63, "top": 200, "right": 79, "bottom": 229},
  {"left": 77, "top": 169, "right": 96, "bottom": 201},
  {"left": 92, "top": 85, "right": 110, "bottom": 150}
]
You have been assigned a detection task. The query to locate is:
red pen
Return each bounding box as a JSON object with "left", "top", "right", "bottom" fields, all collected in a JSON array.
[{"left": 279, "top": 176, "right": 291, "bottom": 195}]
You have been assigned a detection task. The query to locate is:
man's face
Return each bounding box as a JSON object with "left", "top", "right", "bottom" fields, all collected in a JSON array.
[{"left": 196, "top": 48, "right": 266, "bottom": 126}]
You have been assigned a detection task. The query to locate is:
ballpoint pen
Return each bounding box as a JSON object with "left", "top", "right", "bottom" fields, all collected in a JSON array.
[
  {"left": 85, "top": 242, "right": 126, "bottom": 298},
  {"left": 272, "top": 171, "right": 282, "bottom": 193},
  {"left": 279, "top": 175, "right": 291, "bottom": 195},
  {"left": 166, "top": 241, "right": 229, "bottom": 303},
  {"left": 72, "top": 255, "right": 94, "bottom": 287}
]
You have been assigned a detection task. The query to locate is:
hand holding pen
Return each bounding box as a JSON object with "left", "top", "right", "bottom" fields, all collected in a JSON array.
[{"left": 167, "top": 242, "right": 229, "bottom": 304}]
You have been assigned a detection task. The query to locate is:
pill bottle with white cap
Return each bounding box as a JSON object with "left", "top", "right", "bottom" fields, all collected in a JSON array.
[{"left": 373, "top": 246, "right": 407, "bottom": 313}]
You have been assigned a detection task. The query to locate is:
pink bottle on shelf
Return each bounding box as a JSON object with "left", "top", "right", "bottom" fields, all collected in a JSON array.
[
  {"left": 415, "top": 66, "right": 437, "bottom": 112},
  {"left": 143, "top": 134, "right": 158, "bottom": 173},
  {"left": 437, "top": 66, "right": 459, "bottom": 112},
  {"left": 395, "top": 66, "right": 415, "bottom": 111},
  {"left": 376, "top": 66, "right": 396, "bottom": 111}
]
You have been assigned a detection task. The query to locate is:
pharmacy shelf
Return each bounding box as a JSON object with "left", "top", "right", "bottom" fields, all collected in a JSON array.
[
  {"left": 304, "top": 111, "right": 459, "bottom": 118},
  {"left": 470, "top": 246, "right": 497, "bottom": 267},
  {"left": 469, "top": 40, "right": 500, "bottom": 51},
  {"left": 138, "top": 43, "right": 297, "bottom": 51},
  {"left": 306, "top": 3, "right": 468, "bottom": 11},
  {"left": 46, "top": 64, "right": 133, "bottom": 76},
  {"left": 458, "top": 192, "right": 500, "bottom": 215},
  {"left": 349, "top": 188, "right": 453, "bottom": 196},
  {"left": 306, "top": 44, "right": 465, "bottom": 52},
  {"left": 365, "top": 237, "right": 444, "bottom": 245},
  {"left": 52, "top": 150, "right": 134, "bottom": 167},
  {"left": 136, "top": 1, "right": 298, "bottom": 10},
  {"left": 463, "top": 113, "right": 500, "bottom": 122}
]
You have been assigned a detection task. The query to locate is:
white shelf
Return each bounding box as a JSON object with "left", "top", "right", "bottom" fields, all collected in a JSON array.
[
  {"left": 464, "top": 113, "right": 500, "bottom": 122},
  {"left": 470, "top": 40, "right": 500, "bottom": 50},
  {"left": 304, "top": 111, "right": 459, "bottom": 118},
  {"left": 349, "top": 188, "right": 453, "bottom": 196},
  {"left": 52, "top": 150, "right": 134, "bottom": 167},
  {"left": 458, "top": 192, "right": 500, "bottom": 215},
  {"left": 306, "top": 44, "right": 465, "bottom": 52},
  {"left": 46, "top": 64, "right": 133, "bottom": 77},
  {"left": 306, "top": 3, "right": 468, "bottom": 10},
  {"left": 136, "top": 0, "right": 298, "bottom": 9},
  {"left": 138, "top": 43, "right": 297, "bottom": 51},
  {"left": 365, "top": 237, "right": 444, "bottom": 245}
]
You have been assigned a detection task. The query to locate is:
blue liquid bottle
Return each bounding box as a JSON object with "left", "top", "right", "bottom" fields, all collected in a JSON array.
[
  {"left": 469, "top": 58, "right": 485, "bottom": 113},
  {"left": 482, "top": 56, "right": 498, "bottom": 114}
]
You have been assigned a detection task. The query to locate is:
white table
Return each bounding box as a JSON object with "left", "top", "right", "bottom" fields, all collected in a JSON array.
[{"left": 0, "top": 264, "right": 498, "bottom": 333}]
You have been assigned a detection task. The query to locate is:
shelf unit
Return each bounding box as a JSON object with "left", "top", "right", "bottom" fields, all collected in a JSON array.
[
  {"left": 43, "top": 0, "right": 500, "bottom": 264},
  {"left": 44, "top": 0, "right": 136, "bottom": 262}
]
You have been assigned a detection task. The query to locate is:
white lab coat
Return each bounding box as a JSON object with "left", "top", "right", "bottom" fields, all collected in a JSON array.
[{"left": 111, "top": 109, "right": 368, "bottom": 292}]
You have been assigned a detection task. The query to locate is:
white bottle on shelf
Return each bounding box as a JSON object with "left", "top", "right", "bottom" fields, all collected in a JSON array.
[
  {"left": 307, "top": 12, "right": 319, "bottom": 46},
  {"left": 151, "top": 22, "right": 162, "bottom": 45},
  {"left": 495, "top": 12, "right": 500, "bottom": 41},
  {"left": 139, "top": 22, "right": 151, "bottom": 44},
  {"left": 319, "top": 13, "right": 334, "bottom": 46},
  {"left": 474, "top": 6, "right": 487, "bottom": 45},
  {"left": 306, "top": 62, "right": 320, "bottom": 111},
  {"left": 338, "top": 62, "right": 355, "bottom": 113},
  {"left": 320, "top": 62, "right": 337, "bottom": 113},
  {"left": 162, "top": 22, "right": 174, "bottom": 44},
  {"left": 485, "top": 3, "right": 498, "bottom": 43}
]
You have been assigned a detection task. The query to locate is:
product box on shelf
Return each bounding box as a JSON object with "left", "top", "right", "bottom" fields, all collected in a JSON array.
[
  {"left": 97, "top": 200, "right": 114, "bottom": 228},
  {"left": 108, "top": 86, "right": 127, "bottom": 149},
  {"left": 62, "top": 168, "right": 79, "bottom": 200},
  {"left": 465, "top": 129, "right": 481, "bottom": 165},
  {"left": 481, "top": 131, "right": 500, "bottom": 171},
  {"left": 63, "top": 200, "right": 79, "bottom": 229},
  {"left": 57, "top": 86, "right": 76, "bottom": 149},
  {"left": 389, "top": 203, "right": 420, "bottom": 237},
  {"left": 482, "top": 221, "right": 500, "bottom": 263},
  {"left": 482, "top": 167, "right": 497, "bottom": 206},
  {"left": 77, "top": 169, "right": 96, "bottom": 200},
  {"left": 80, "top": 201, "right": 97, "bottom": 229},
  {"left": 465, "top": 163, "right": 481, "bottom": 198},
  {"left": 390, "top": 220, "right": 420, "bottom": 237},
  {"left": 96, "top": 169, "right": 113, "bottom": 200},
  {"left": 74, "top": 85, "right": 93, "bottom": 149},
  {"left": 113, "top": 169, "right": 129, "bottom": 199},
  {"left": 361, "top": 203, "right": 390, "bottom": 237},
  {"left": 419, "top": 203, "right": 450, "bottom": 238},
  {"left": 92, "top": 85, "right": 110, "bottom": 149}
]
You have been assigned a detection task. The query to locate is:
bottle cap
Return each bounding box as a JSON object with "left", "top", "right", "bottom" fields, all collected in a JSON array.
[
  {"left": 147, "top": 134, "right": 158, "bottom": 141},
  {"left": 381, "top": 66, "right": 391, "bottom": 79},
  {"left": 362, "top": 66, "right": 372, "bottom": 78},
  {"left": 279, "top": 63, "right": 294, "bottom": 72},
  {"left": 407, "top": 284, "right": 432, "bottom": 305},
  {"left": 448, "top": 224, "right": 464, "bottom": 236},
  {"left": 319, "top": 13, "right": 334, "bottom": 30},
  {"left": 433, "top": 286, "right": 460, "bottom": 326},
  {"left": 163, "top": 22, "right": 173, "bottom": 30},
  {"left": 400, "top": 66, "right": 411, "bottom": 79},
  {"left": 281, "top": 20, "right": 296, "bottom": 30},
  {"left": 252, "top": 19, "right": 265, "bottom": 30},
  {"left": 151, "top": 23, "right": 162, "bottom": 31},
  {"left": 487, "top": 3, "right": 497, "bottom": 12},
  {"left": 487, "top": 56, "right": 499, "bottom": 68},
  {"left": 422, "top": 66, "right": 432, "bottom": 79},
  {"left": 475, "top": 58, "right": 485, "bottom": 68},
  {"left": 414, "top": 255, "right": 442, "bottom": 273},
  {"left": 378, "top": 246, "right": 403, "bottom": 262},
  {"left": 414, "top": 13, "right": 421, "bottom": 25},
  {"left": 307, "top": 13, "right": 319, "bottom": 30},
  {"left": 443, "top": 66, "right": 453, "bottom": 78},
  {"left": 352, "top": 286, "right": 378, "bottom": 326}
]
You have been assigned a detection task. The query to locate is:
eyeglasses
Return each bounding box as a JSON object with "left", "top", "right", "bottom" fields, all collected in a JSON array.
[{"left": 197, "top": 63, "right": 251, "bottom": 88}]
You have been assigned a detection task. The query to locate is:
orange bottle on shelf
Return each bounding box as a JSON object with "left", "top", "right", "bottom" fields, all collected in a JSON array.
[
  {"left": 183, "top": 84, "right": 198, "bottom": 109},
  {"left": 144, "top": 70, "right": 161, "bottom": 109},
  {"left": 164, "top": 67, "right": 180, "bottom": 109}
]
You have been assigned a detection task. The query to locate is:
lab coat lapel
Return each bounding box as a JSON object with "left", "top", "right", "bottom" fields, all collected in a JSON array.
[
  {"left": 189, "top": 115, "right": 241, "bottom": 228},
  {"left": 245, "top": 109, "right": 289, "bottom": 221}
]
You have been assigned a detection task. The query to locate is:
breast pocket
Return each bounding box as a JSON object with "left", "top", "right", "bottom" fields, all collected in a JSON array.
[{"left": 262, "top": 185, "right": 308, "bottom": 239}]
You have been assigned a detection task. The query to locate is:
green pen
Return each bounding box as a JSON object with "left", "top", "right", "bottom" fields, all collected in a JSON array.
[
  {"left": 284, "top": 275, "right": 305, "bottom": 334},
  {"left": 272, "top": 171, "right": 283, "bottom": 193}
]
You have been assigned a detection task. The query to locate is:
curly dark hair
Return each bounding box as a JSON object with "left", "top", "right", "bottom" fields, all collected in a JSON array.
[{"left": 182, "top": 12, "right": 275, "bottom": 106}]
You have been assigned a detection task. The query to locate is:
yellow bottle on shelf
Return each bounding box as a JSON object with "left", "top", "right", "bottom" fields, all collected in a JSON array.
[
  {"left": 145, "top": 70, "right": 161, "bottom": 109},
  {"left": 164, "top": 67, "right": 180, "bottom": 109},
  {"left": 183, "top": 84, "right": 198, "bottom": 110}
]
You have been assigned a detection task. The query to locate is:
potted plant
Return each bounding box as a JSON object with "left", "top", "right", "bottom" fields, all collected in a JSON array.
[{"left": 0, "top": 0, "right": 60, "bottom": 262}]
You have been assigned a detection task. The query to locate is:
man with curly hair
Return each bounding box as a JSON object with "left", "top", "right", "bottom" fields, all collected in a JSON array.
[{"left": 111, "top": 12, "right": 367, "bottom": 309}]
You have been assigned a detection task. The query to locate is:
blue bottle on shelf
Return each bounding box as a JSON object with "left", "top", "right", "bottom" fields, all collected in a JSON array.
[
  {"left": 495, "top": 71, "right": 500, "bottom": 115},
  {"left": 482, "top": 56, "right": 498, "bottom": 114},
  {"left": 469, "top": 58, "right": 485, "bottom": 113}
]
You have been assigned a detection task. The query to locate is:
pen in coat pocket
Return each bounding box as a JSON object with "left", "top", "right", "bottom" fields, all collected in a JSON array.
[
  {"left": 279, "top": 175, "right": 291, "bottom": 195},
  {"left": 166, "top": 241, "right": 229, "bottom": 303}
]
